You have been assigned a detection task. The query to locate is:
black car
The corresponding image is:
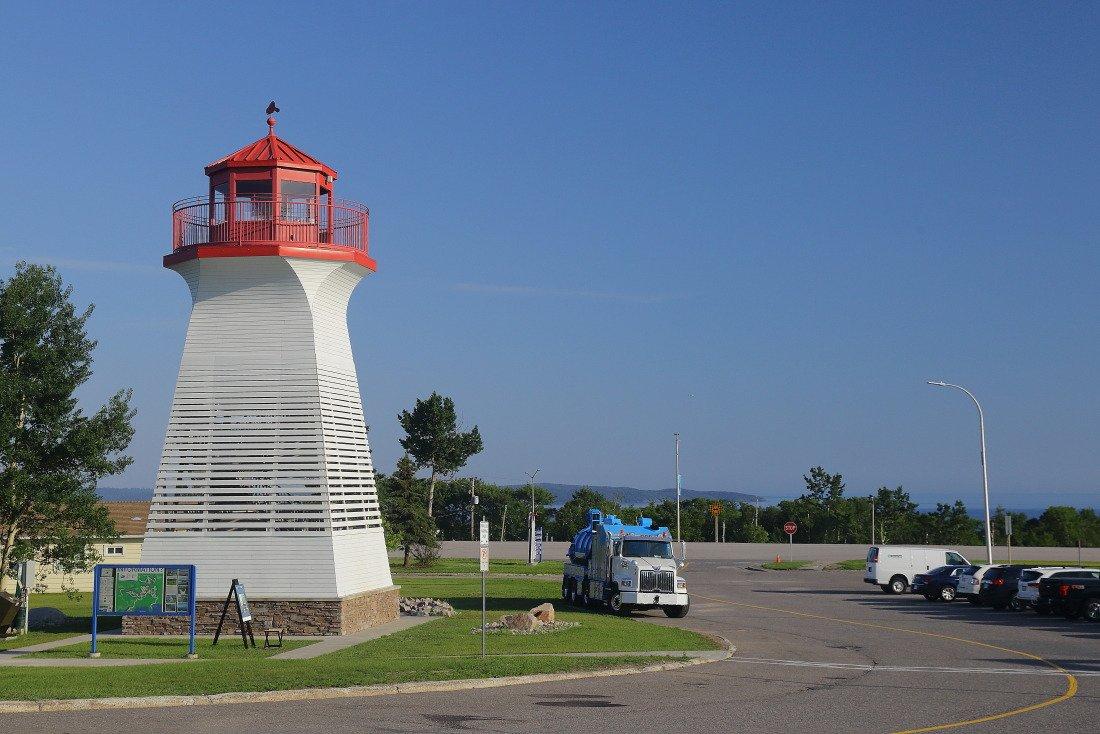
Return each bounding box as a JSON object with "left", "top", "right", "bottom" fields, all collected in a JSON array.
[
  {"left": 911, "top": 565, "right": 967, "bottom": 602},
  {"left": 978, "top": 565, "right": 1029, "bottom": 610},
  {"left": 1037, "top": 573, "right": 1100, "bottom": 619}
]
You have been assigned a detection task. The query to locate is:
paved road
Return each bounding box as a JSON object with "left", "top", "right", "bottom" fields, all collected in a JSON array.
[{"left": 11, "top": 563, "right": 1098, "bottom": 733}]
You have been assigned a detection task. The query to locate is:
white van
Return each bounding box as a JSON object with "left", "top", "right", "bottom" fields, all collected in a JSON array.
[{"left": 864, "top": 546, "right": 970, "bottom": 594}]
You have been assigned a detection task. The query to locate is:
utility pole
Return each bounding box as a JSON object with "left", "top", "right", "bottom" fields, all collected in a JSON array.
[
  {"left": 500, "top": 504, "right": 508, "bottom": 542},
  {"left": 674, "top": 433, "right": 681, "bottom": 544},
  {"left": 870, "top": 495, "right": 875, "bottom": 546},
  {"left": 525, "top": 468, "right": 540, "bottom": 565},
  {"left": 469, "top": 477, "right": 477, "bottom": 541}
]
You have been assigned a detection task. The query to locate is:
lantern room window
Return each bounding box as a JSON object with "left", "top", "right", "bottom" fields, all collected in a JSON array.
[{"left": 280, "top": 179, "right": 316, "bottom": 222}]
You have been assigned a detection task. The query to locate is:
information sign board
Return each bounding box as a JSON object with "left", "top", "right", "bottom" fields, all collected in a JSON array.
[
  {"left": 234, "top": 582, "right": 252, "bottom": 622},
  {"left": 92, "top": 564, "right": 196, "bottom": 657}
]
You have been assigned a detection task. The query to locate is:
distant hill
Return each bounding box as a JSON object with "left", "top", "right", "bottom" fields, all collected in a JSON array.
[
  {"left": 513, "top": 483, "right": 764, "bottom": 507},
  {"left": 98, "top": 487, "right": 154, "bottom": 501},
  {"left": 97, "top": 483, "right": 763, "bottom": 506}
]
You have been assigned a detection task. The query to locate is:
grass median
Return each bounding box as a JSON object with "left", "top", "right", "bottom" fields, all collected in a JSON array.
[
  {"left": 0, "top": 577, "right": 716, "bottom": 701},
  {"left": 760, "top": 560, "right": 813, "bottom": 570},
  {"left": 390, "top": 558, "right": 564, "bottom": 575}
]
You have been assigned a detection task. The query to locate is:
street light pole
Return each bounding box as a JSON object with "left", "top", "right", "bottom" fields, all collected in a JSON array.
[{"left": 927, "top": 380, "right": 993, "bottom": 564}]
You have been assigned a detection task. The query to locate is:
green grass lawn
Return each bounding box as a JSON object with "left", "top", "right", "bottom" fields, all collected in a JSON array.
[
  {"left": 390, "top": 558, "right": 564, "bottom": 575},
  {"left": 825, "top": 559, "right": 867, "bottom": 571},
  {"left": 995, "top": 559, "right": 1100, "bottom": 569},
  {"left": 760, "top": 560, "right": 812, "bottom": 570},
  {"left": 0, "top": 576, "right": 715, "bottom": 701},
  {"left": 0, "top": 592, "right": 117, "bottom": 650},
  {"left": 31, "top": 637, "right": 313, "bottom": 660}
]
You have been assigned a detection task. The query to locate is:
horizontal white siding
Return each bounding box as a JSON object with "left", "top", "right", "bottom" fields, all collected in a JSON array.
[{"left": 143, "top": 256, "right": 392, "bottom": 599}]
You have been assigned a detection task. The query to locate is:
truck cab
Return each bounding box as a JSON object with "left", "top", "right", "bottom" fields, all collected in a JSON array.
[{"left": 562, "top": 509, "right": 689, "bottom": 617}]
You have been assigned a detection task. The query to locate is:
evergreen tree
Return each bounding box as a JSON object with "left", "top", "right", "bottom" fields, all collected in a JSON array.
[
  {"left": 0, "top": 263, "right": 134, "bottom": 591},
  {"left": 384, "top": 455, "right": 439, "bottom": 567},
  {"left": 397, "top": 392, "right": 483, "bottom": 517}
]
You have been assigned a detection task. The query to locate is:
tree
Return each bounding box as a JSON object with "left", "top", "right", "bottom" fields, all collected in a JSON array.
[
  {"left": 874, "top": 486, "right": 920, "bottom": 544},
  {"left": 0, "top": 263, "right": 135, "bottom": 592},
  {"left": 380, "top": 455, "right": 439, "bottom": 566},
  {"left": 397, "top": 392, "right": 483, "bottom": 517},
  {"left": 549, "top": 488, "right": 622, "bottom": 541}
]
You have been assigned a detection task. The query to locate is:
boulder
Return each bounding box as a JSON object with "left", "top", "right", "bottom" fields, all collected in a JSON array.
[
  {"left": 531, "top": 602, "right": 555, "bottom": 624},
  {"left": 500, "top": 612, "right": 537, "bottom": 631}
]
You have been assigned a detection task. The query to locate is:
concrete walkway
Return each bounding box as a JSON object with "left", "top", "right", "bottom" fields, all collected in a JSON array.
[
  {"left": 0, "top": 616, "right": 435, "bottom": 667},
  {"left": 269, "top": 615, "right": 433, "bottom": 660}
]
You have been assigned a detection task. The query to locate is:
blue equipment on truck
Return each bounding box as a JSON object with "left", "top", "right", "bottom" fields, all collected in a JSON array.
[{"left": 562, "top": 509, "right": 689, "bottom": 617}]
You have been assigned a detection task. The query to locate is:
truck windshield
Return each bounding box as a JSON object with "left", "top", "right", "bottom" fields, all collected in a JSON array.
[{"left": 622, "top": 540, "right": 673, "bottom": 558}]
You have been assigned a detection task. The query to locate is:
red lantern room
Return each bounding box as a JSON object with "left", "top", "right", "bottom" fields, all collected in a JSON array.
[{"left": 167, "top": 110, "right": 375, "bottom": 271}]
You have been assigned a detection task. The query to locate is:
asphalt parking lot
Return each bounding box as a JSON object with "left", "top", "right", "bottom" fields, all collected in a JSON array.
[{"left": 10, "top": 561, "right": 1098, "bottom": 733}]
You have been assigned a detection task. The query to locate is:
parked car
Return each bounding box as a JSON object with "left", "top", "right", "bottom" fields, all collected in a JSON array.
[
  {"left": 957, "top": 564, "right": 997, "bottom": 605},
  {"left": 911, "top": 565, "right": 968, "bottom": 601},
  {"left": 1018, "top": 568, "right": 1099, "bottom": 611},
  {"left": 978, "top": 566, "right": 1030, "bottom": 610},
  {"left": 1030, "top": 570, "right": 1100, "bottom": 615},
  {"left": 1037, "top": 574, "right": 1100, "bottom": 620},
  {"left": 864, "top": 546, "right": 970, "bottom": 594}
]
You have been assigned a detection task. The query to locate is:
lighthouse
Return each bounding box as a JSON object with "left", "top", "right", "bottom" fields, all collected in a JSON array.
[{"left": 136, "top": 112, "right": 397, "bottom": 635}]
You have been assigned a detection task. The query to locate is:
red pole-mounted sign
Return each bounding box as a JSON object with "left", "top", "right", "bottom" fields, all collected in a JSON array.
[{"left": 783, "top": 521, "right": 797, "bottom": 535}]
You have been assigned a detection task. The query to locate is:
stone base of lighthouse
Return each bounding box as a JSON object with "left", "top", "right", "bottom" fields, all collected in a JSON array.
[{"left": 123, "top": 586, "right": 399, "bottom": 636}]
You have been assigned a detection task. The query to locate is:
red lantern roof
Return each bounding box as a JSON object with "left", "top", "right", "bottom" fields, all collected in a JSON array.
[{"left": 204, "top": 117, "right": 337, "bottom": 179}]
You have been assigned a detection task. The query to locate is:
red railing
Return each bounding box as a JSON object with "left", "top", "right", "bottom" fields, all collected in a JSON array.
[{"left": 171, "top": 195, "right": 369, "bottom": 253}]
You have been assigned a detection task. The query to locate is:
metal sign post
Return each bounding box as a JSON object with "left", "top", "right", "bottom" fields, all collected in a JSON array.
[
  {"left": 784, "top": 521, "right": 798, "bottom": 560},
  {"left": 479, "top": 520, "right": 489, "bottom": 659},
  {"left": 17, "top": 561, "right": 33, "bottom": 636},
  {"left": 1004, "top": 515, "right": 1013, "bottom": 563}
]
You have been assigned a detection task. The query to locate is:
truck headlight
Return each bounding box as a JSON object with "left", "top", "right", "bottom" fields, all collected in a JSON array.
[{"left": 676, "top": 578, "right": 687, "bottom": 590}]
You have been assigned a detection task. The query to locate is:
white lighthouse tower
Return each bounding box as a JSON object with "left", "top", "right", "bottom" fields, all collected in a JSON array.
[{"left": 137, "top": 112, "right": 397, "bottom": 635}]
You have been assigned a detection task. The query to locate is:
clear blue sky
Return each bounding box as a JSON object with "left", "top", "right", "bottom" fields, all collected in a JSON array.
[{"left": 1, "top": 3, "right": 1096, "bottom": 508}]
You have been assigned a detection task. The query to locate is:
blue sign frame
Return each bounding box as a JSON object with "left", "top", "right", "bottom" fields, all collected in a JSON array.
[{"left": 91, "top": 564, "right": 197, "bottom": 657}]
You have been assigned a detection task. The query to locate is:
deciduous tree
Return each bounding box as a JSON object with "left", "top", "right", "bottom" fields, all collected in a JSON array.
[{"left": 0, "top": 263, "right": 134, "bottom": 591}]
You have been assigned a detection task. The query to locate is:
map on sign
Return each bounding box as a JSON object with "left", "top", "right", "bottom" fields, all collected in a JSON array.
[
  {"left": 114, "top": 568, "right": 166, "bottom": 613},
  {"left": 95, "top": 564, "right": 194, "bottom": 617}
]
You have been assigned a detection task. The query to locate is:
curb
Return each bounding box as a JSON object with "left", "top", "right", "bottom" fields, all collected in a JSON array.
[{"left": 0, "top": 642, "right": 734, "bottom": 714}]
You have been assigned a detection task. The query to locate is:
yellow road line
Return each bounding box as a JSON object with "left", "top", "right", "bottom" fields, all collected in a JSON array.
[{"left": 693, "top": 594, "right": 1079, "bottom": 733}]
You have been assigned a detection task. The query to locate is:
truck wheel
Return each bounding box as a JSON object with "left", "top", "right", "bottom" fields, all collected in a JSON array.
[
  {"left": 1084, "top": 599, "right": 1100, "bottom": 622},
  {"left": 939, "top": 586, "right": 956, "bottom": 602},
  {"left": 663, "top": 603, "right": 689, "bottom": 618},
  {"left": 580, "top": 582, "right": 593, "bottom": 608},
  {"left": 889, "top": 576, "right": 908, "bottom": 594},
  {"left": 1008, "top": 594, "right": 1022, "bottom": 612},
  {"left": 608, "top": 591, "right": 631, "bottom": 616}
]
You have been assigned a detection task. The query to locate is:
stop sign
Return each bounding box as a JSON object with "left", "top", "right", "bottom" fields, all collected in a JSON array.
[{"left": 783, "top": 521, "right": 797, "bottom": 535}]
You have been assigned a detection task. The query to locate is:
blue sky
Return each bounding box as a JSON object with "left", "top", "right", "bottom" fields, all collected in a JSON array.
[{"left": 1, "top": 3, "right": 1096, "bottom": 508}]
